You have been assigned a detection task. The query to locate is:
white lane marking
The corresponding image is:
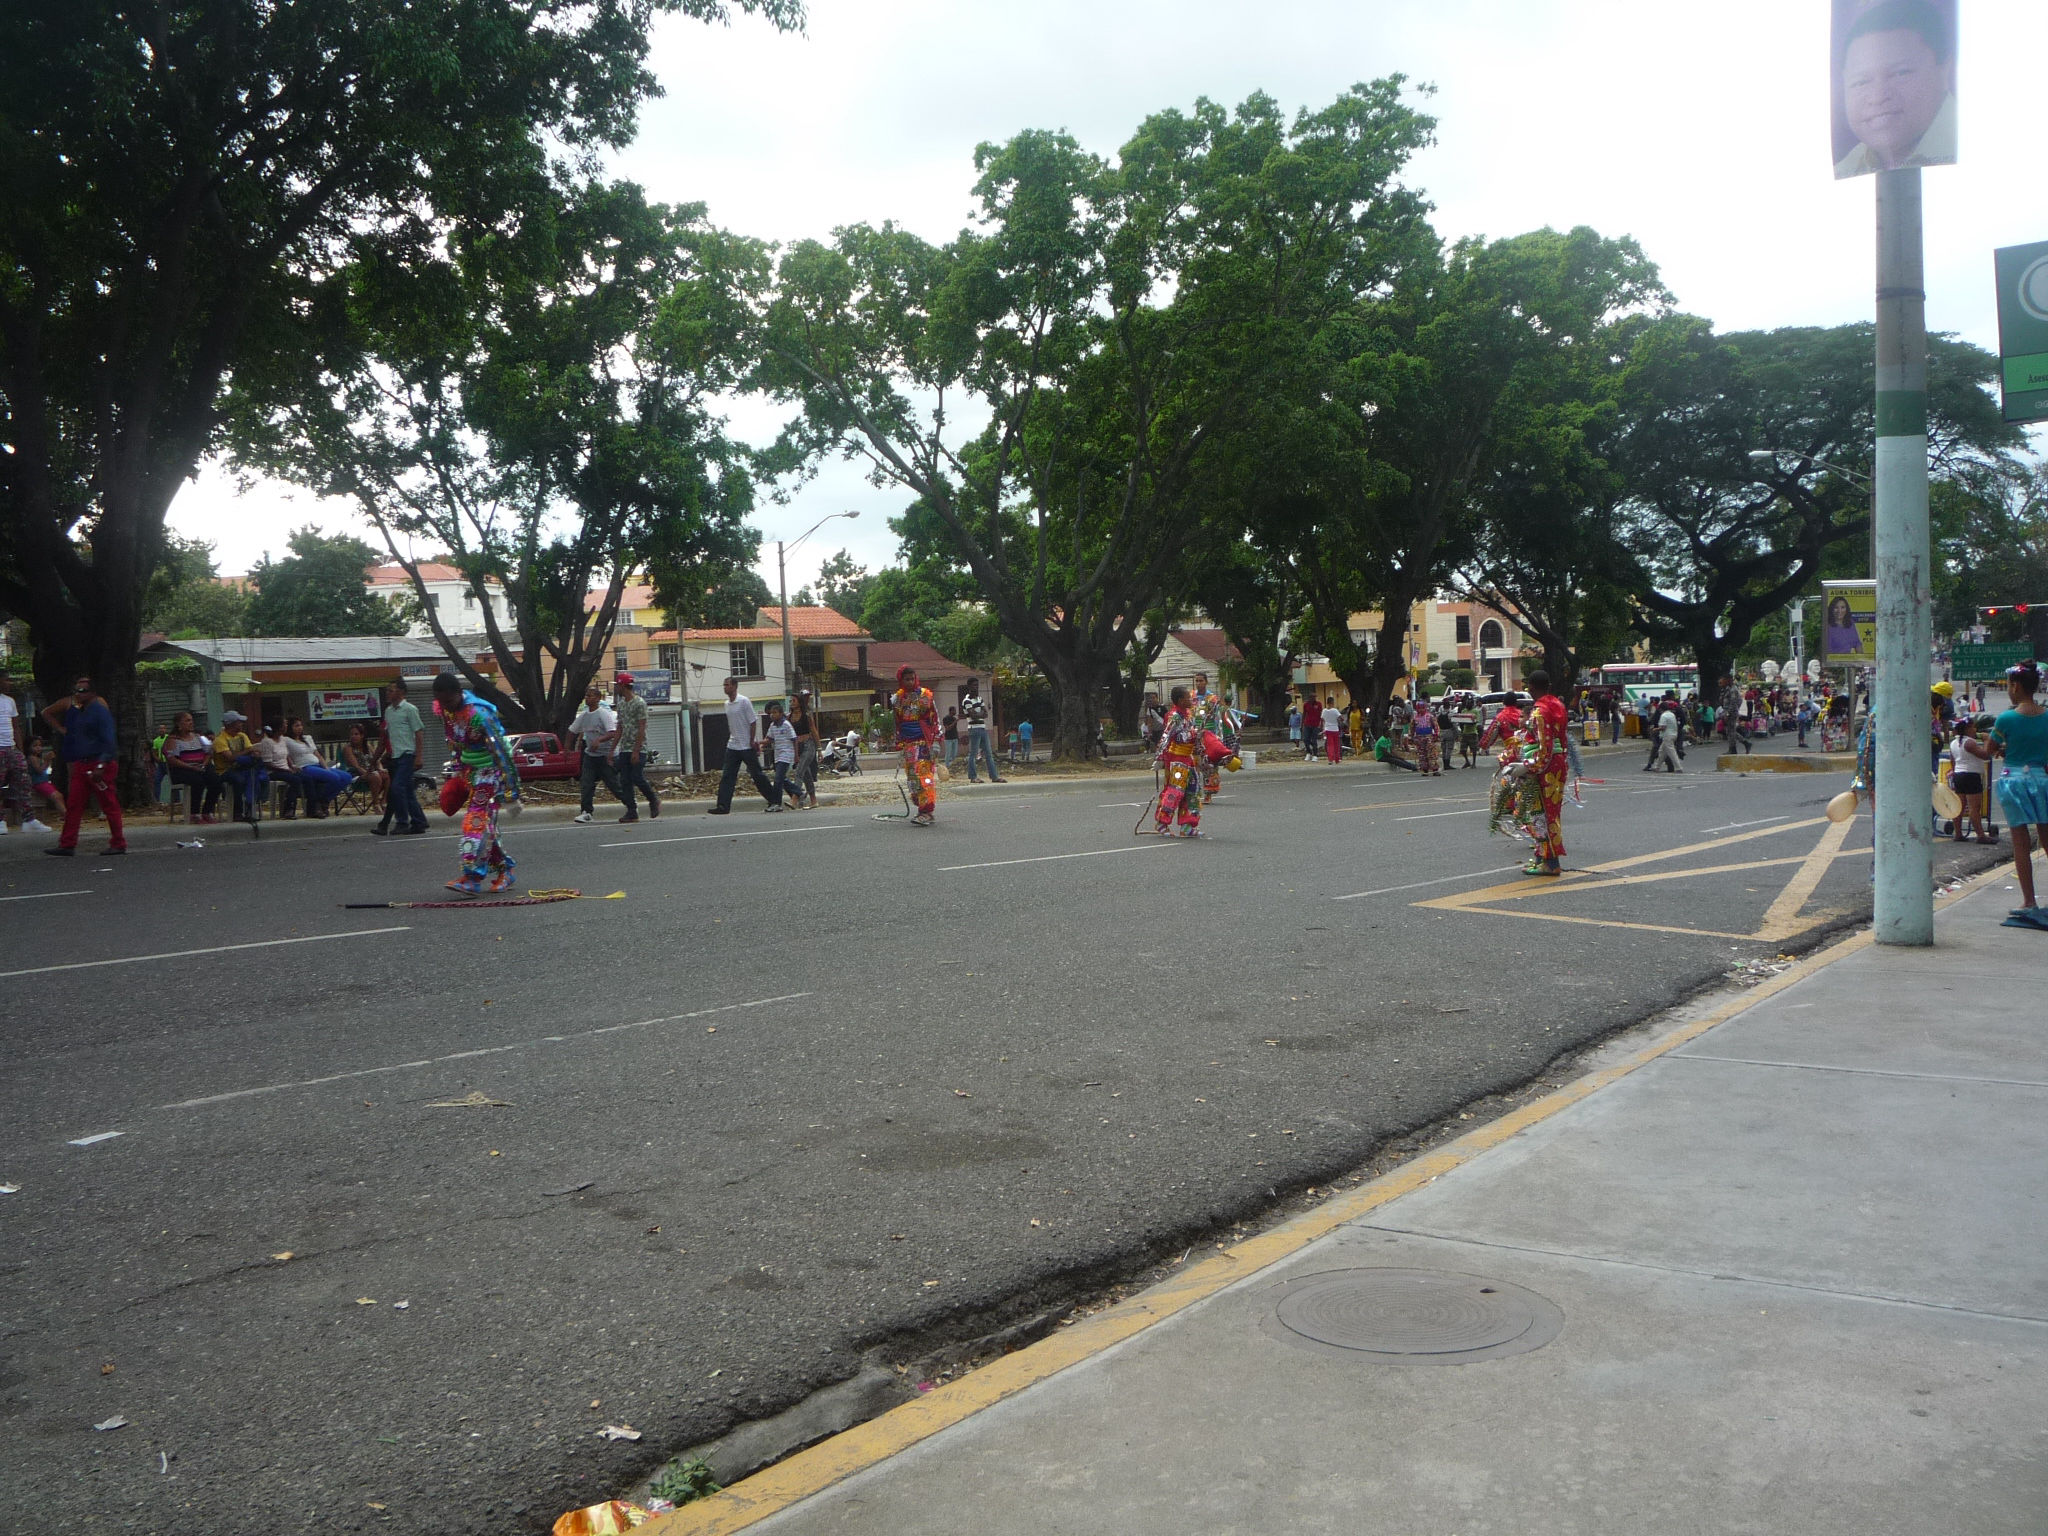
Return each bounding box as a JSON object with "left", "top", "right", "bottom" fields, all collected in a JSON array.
[
  {"left": 68, "top": 1131, "right": 125, "bottom": 1147},
  {"left": 0, "top": 889, "right": 92, "bottom": 903},
  {"left": 938, "top": 844, "right": 1178, "bottom": 872},
  {"left": 0, "top": 926, "right": 411, "bottom": 981},
  {"left": 1702, "top": 815, "right": 1792, "bottom": 834},
  {"left": 1098, "top": 802, "right": 1146, "bottom": 809},
  {"left": 600, "top": 824, "right": 850, "bottom": 849},
  {"left": 1331, "top": 865, "right": 1526, "bottom": 901},
  {"left": 154, "top": 992, "right": 814, "bottom": 1111},
  {"left": 1394, "top": 808, "right": 1488, "bottom": 822}
]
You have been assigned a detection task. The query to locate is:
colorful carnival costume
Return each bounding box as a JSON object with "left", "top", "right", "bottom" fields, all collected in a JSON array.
[
  {"left": 1523, "top": 692, "right": 1570, "bottom": 873},
  {"left": 1190, "top": 688, "right": 1240, "bottom": 802},
  {"left": 1153, "top": 704, "right": 1204, "bottom": 837},
  {"left": 1413, "top": 702, "right": 1442, "bottom": 776},
  {"left": 439, "top": 692, "right": 521, "bottom": 895},
  {"left": 1485, "top": 702, "right": 1537, "bottom": 843},
  {"left": 891, "top": 681, "right": 942, "bottom": 825}
]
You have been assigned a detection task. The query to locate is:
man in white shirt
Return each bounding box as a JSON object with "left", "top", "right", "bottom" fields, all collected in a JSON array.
[
  {"left": 1833, "top": 2, "right": 1957, "bottom": 179},
  {"left": 763, "top": 701, "right": 799, "bottom": 811},
  {"left": 566, "top": 682, "right": 621, "bottom": 824},
  {"left": 1648, "top": 701, "right": 1683, "bottom": 774},
  {"left": 709, "top": 676, "right": 780, "bottom": 814}
]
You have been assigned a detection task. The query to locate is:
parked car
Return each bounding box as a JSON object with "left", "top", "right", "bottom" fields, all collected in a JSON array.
[{"left": 508, "top": 732, "right": 579, "bottom": 781}]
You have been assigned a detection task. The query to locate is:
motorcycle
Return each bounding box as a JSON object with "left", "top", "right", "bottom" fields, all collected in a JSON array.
[{"left": 820, "top": 731, "right": 863, "bottom": 777}]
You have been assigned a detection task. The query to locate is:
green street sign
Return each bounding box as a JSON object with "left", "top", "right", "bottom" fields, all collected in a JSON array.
[
  {"left": 1994, "top": 240, "right": 2048, "bottom": 424},
  {"left": 1952, "top": 641, "right": 2034, "bottom": 681}
]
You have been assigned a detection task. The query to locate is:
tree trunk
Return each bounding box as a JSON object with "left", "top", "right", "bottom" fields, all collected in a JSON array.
[{"left": 1045, "top": 656, "right": 1098, "bottom": 761}]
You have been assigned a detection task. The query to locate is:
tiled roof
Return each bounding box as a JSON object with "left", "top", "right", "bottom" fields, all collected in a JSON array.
[
  {"left": 759, "top": 605, "right": 870, "bottom": 640},
  {"left": 367, "top": 562, "right": 470, "bottom": 585},
  {"left": 1172, "top": 627, "right": 1242, "bottom": 664},
  {"left": 673, "top": 626, "right": 783, "bottom": 642},
  {"left": 860, "top": 640, "right": 974, "bottom": 679}
]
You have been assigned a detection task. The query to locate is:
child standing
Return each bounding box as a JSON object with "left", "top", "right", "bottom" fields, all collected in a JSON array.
[
  {"left": 1947, "top": 717, "right": 1993, "bottom": 843},
  {"left": 764, "top": 702, "right": 799, "bottom": 810}
]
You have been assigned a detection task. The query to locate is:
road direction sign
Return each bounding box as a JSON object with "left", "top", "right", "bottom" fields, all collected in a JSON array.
[
  {"left": 1952, "top": 641, "right": 2033, "bottom": 681},
  {"left": 1994, "top": 240, "right": 2048, "bottom": 424}
]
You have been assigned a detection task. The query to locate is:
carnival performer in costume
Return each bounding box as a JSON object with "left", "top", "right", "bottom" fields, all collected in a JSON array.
[
  {"left": 431, "top": 672, "right": 521, "bottom": 896},
  {"left": 1521, "top": 671, "right": 1571, "bottom": 876},
  {"left": 1412, "top": 697, "right": 1442, "bottom": 776},
  {"left": 1189, "top": 671, "right": 1239, "bottom": 806},
  {"left": 889, "top": 664, "right": 942, "bottom": 826},
  {"left": 1152, "top": 686, "right": 1205, "bottom": 838}
]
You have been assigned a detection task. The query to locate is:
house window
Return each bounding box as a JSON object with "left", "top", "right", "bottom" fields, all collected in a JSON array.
[
  {"left": 1455, "top": 614, "right": 1471, "bottom": 644},
  {"left": 657, "top": 644, "right": 681, "bottom": 672},
  {"left": 616, "top": 648, "right": 630, "bottom": 672},
  {"left": 426, "top": 593, "right": 441, "bottom": 611},
  {"left": 729, "top": 641, "right": 765, "bottom": 679},
  {"left": 1478, "top": 620, "right": 1505, "bottom": 652},
  {"left": 797, "top": 643, "right": 826, "bottom": 675}
]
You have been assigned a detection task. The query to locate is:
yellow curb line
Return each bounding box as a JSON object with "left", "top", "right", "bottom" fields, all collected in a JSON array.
[{"left": 640, "top": 865, "right": 2005, "bottom": 1536}]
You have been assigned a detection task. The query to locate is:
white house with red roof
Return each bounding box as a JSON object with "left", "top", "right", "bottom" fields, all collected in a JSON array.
[{"left": 366, "top": 561, "right": 513, "bottom": 638}]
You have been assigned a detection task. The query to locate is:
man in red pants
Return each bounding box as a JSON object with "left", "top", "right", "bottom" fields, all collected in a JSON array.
[{"left": 40, "top": 676, "right": 126, "bottom": 857}]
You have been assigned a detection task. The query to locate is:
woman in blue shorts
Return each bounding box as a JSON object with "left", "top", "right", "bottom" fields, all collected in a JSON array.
[{"left": 1968, "top": 660, "right": 2048, "bottom": 913}]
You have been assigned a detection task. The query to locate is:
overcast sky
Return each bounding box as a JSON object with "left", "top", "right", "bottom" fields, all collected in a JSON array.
[{"left": 170, "top": 0, "right": 2048, "bottom": 594}]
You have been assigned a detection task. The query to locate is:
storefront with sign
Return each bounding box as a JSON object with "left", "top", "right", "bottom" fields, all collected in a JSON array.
[{"left": 135, "top": 636, "right": 486, "bottom": 757}]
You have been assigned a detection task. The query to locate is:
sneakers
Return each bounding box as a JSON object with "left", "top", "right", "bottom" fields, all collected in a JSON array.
[
  {"left": 23, "top": 819, "right": 51, "bottom": 834},
  {"left": 910, "top": 812, "right": 933, "bottom": 826},
  {"left": 618, "top": 812, "right": 639, "bottom": 823},
  {"left": 572, "top": 812, "right": 594, "bottom": 824},
  {"left": 763, "top": 803, "right": 784, "bottom": 813},
  {"left": 646, "top": 799, "right": 660, "bottom": 819}
]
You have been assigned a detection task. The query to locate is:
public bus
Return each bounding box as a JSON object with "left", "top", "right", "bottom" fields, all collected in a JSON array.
[{"left": 1589, "top": 662, "right": 1700, "bottom": 705}]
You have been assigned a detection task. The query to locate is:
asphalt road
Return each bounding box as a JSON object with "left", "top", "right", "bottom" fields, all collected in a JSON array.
[{"left": 0, "top": 747, "right": 2001, "bottom": 1533}]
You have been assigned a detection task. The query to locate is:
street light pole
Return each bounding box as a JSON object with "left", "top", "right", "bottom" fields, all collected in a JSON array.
[
  {"left": 775, "top": 510, "right": 860, "bottom": 703},
  {"left": 1872, "top": 167, "right": 1933, "bottom": 946}
]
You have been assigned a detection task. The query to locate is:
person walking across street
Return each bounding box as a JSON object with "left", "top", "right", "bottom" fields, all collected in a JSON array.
[
  {"left": 960, "top": 678, "right": 1004, "bottom": 784},
  {"left": 1719, "top": 674, "right": 1752, "bottom": 754},
  {"left": 889, "top": 664, "right": 943, "bottom": 826},
  {"left": 432, "top": 672, "right": 521, "bottom": 896},
  {"left": 1647, "top": 696, "right": 1684, "bottom": 773},
  {"left": 376, "top": 678, "right": 430, "bottom": 835},
  {"left": 567, "top": 682, "right": 622, "bottom": 824},
  {"left": 611, "top": 672, "right": 660, "bottom": 822},
  {"left": 40, "top": 675, "right": 126, "bottom": 856},
  {"left": 710, "top": 676, "right": 779, "bottom": 814},
  {"left": 764, "top": 701, "right": 800, "bottom": 808},
  {"left": 789, "top": 690, "right": 822, "bottom": 808}
]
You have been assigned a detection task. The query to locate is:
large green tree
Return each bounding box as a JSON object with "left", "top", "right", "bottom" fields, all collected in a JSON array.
[
  {"left": 1613, "top": 321, "right": 2025, "bottom": 685},
  {"left": 751, "top": 84, "right": 1436, "bottom": 757},
  {"left": 0, "top": 0, "right": 799, "bottom": 790},
  {"left": 240, "top": 181, "right": 764, "bottom": 734},
  {"left": 246, "top": 528, "right": 406, "bottom": 637},
  {"left": 1247, "top": 225, "right": 1665, "bottom": 721}
]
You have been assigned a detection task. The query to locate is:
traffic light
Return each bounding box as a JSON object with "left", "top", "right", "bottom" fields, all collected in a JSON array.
[
  {"left": 2020, "top": 604, "right": 2032, "bottom": 616},
  {"left": 1986, "top": 606, "right": 2003, "bottom": 616}
]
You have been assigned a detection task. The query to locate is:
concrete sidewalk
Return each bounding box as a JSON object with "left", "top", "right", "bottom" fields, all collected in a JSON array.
[{"left": 655, "top": 871, "right": 2048, "bottom": 1536}]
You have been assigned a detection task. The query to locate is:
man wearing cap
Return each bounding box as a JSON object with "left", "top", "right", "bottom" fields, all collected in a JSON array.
[
  {"left": 39, "top": 676, "right": 126, "bottom": 855},
  {"left": 377, "top": 678, "right": 430, "bottom": 835},
  {"left": 212, "top": 710, "right": 264, "bottom": 821},
  {"left": 611, "top": 672, "right": 659, "bottom": 822}
]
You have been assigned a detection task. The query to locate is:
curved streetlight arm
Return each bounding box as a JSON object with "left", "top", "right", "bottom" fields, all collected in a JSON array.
[{"left": 777, "top": 510, "right": 860, "bottom": 697}]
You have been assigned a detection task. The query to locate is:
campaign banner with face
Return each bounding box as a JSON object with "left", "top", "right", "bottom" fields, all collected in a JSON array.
[
  {"left": 1822, "top": 581, "right": 1879, "bottom": 665},
  {"left": 1831, "top": 0, "right": 1958, "bottom": 180}
]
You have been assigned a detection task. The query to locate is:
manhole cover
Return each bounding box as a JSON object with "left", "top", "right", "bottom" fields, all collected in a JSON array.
[{"left": 1260, "top": 1268, "right": 1562, "bottom": 1365}]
